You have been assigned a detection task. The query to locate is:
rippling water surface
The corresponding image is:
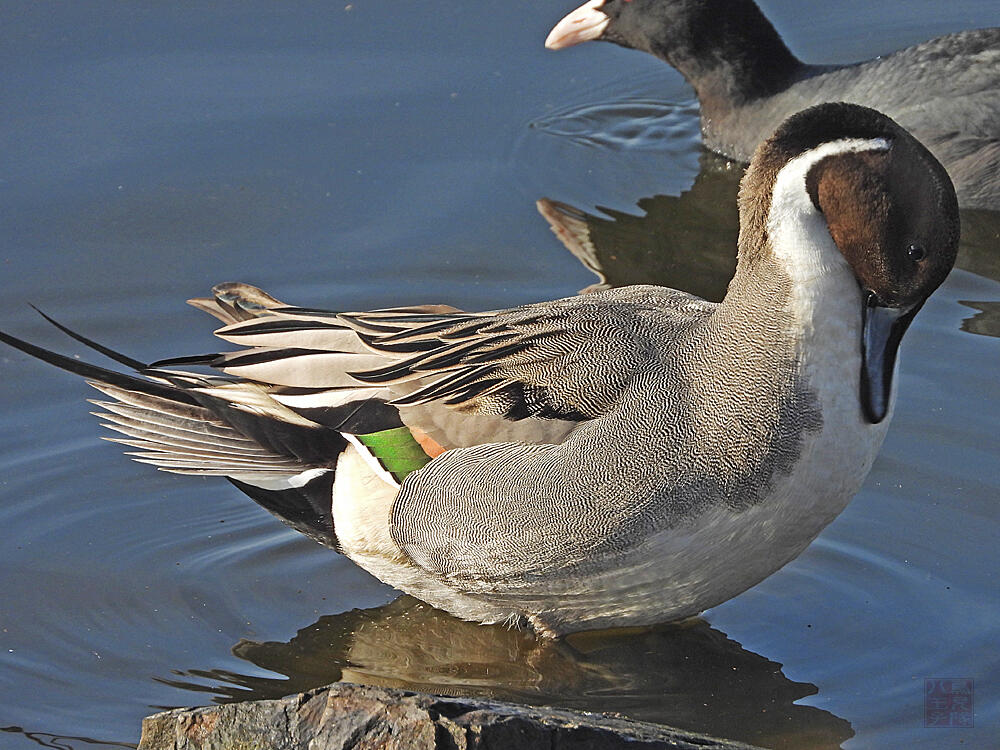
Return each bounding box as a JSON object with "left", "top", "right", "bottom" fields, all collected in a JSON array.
[{"left": 1, "top": 2, "right": 997, "bottom": 748}]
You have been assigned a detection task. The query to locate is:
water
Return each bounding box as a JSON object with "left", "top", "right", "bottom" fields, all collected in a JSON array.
[{"left": 1, "top": 2, "right": 997, "bottom": 748}]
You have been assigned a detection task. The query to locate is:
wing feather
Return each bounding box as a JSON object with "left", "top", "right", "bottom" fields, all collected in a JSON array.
[
  {"left": 214, "top": 349, "right": 389, "bottom": 388},
  {"left": 187, "top": 284, "right": 715, "bottom": 427},
  {"left": 214, "top": 318, "right": 372, "bottom": 352}
]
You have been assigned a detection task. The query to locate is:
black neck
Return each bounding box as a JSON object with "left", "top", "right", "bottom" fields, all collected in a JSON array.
[{"left": 640, "top": 0, "right": 805, "bottom": 108}]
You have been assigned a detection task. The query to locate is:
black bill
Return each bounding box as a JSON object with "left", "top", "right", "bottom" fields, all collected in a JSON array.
[{"left": 860, "top": 293, "right": 921, "bottom": 423}]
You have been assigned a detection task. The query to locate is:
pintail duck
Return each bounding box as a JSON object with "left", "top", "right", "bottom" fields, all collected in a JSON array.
[
  {"left": 1, "top": 104, "right": 958, "bottom": 636},
  {"left": 546, "top": 0, "right": 1000, "bottom": 210}
]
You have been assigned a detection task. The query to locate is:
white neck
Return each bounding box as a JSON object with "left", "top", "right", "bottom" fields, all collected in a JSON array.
[
  {"left": 767, "top": 137, "right": 890, "bottom": 288},
  {"left": 763, "top": 136, "right": 895, "bottom": 521},
  {"left": 766, "top": 137, "right": 894, "bottom": 406}
]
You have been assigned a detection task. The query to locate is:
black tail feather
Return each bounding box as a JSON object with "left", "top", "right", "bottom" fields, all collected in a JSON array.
[
  {"left": 148, "top": 353, "right": 224, "bottom": 368},
  {"left": 28, "top": 305, "right": 150, "bottom": 371},
  {"left": 0, "top": 327, "right": 200, "bottom": 406}
]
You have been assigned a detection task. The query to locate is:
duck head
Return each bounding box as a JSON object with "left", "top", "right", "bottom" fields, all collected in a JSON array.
[{"left": 740, "top": 103, "right": 959, "bottom": 424}]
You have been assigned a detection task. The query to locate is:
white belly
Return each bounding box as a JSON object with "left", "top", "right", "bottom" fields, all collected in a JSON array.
[{"left": 331, "top": 445, "right": 518, "bottom": 626}]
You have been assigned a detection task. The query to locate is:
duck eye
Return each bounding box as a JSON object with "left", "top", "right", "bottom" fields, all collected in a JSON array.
[{"left": 907, "top": 244, "right": 926, "bottom": 262}]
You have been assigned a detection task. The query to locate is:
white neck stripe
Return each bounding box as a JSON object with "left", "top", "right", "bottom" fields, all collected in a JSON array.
[{"left": 767, "top": 137, "right": 890, "bottom": 283}]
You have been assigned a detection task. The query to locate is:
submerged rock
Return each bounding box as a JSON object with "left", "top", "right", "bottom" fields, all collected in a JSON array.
[{"left": 138, "top": 682, "right": 761, "bottom": 749}]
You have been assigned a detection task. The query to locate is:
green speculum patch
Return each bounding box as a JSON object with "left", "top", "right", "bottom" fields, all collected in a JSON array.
[{"left": 355, "top": 426, "right": 432, "bottom": 483}]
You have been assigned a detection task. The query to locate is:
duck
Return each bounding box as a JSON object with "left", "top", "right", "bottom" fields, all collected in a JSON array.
[
  {"left": 546, "top": 0, "right": 1000, "bottom": 210},
  {"left": 0, "top": 103, "right": 958, "bottom": 637}
]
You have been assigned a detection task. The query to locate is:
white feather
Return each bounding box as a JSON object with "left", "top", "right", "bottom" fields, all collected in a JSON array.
[
  {"left": 218, "top": 351, "right": 389, "bottom": 388},
  {"left": 215, "top": 320, "right": 369, "bottom": 352}
]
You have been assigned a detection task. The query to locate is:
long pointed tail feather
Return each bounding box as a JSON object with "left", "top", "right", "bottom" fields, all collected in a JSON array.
[
  {"left": 28, "top": 305, "right": 151, "bottom": 371},
  {"left": 0, "top": 327, "right": 199, "bottom": 406},
  {"left": 1, "top": 318, "right": 344, "bottom": 549}
]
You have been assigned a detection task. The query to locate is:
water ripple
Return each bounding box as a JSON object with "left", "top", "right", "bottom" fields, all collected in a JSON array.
[{"left": 530, "top": 98, "right": 702, "bottom": 153}]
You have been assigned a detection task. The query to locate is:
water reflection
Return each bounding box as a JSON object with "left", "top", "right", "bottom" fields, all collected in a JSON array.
[
  {"left": 159, "top": 597, "right": 852, "bottom": 750},
  {"left": 538, "top": 155, "right": 1000, "bottom": 329},
  {"left": 539, "top": 151, "right": 740, "bottom": 300},
  {"left": 530, "top": 97, "right": 701, "bottom": 154},
  {"left": 956, "top": 209, "right": 1000, "bottom": 283},
  {"left": 958, "top": 300, "right": 1000, "bottom": 337},
  {"left": 0, "top": 726, "right": 135, "bottom": 750}
]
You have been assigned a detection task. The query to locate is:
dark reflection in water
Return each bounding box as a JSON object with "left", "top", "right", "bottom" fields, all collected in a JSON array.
[
  {"left": 958, "top": 210, "right": 1000, "bottom": 283},
  {"left": 539, "top": 151, "right": 740, "bottom": 300},
  {"left": 538, "top": 153, "right": 1000, "bottom": 326},
  {"left": 0, "top": 726, "right": 136, "bottom": 750},
  {"left": 160, "top": 597, "right": 852, "bottom": 750},
  {"left": 958, "top": 300, "right": 1000, "bottom": 337},
  {"left": 956, "top": 211, "right": 1000, "bottom": 337}
]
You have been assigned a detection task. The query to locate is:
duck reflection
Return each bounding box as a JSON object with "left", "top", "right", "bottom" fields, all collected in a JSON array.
[
  {"left": 959, "top": 209, "right": 1000, "bottom": 285},
  {"left": 538, "top": 154, "right": 1000, "bottom": 338},
  {"left": 538, "top": 151, "right": 740, "bottom": 301},
  {"left": 959, "top": 300, "right": 1000, "bottom": 337},
  {"left": 159, "top": 597, "right": 852, "bottom": 750},
  {"left": 957, "top": 211, "right": 1000, "bottom": 338}
]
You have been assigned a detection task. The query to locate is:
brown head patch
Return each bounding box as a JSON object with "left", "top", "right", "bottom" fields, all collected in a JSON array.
[{"left": 805, "top": 139, "right": 959, "bottom": 307}]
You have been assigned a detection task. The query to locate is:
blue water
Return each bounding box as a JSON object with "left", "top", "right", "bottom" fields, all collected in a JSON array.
[{"left": 1, "top": 2, "right": 997, "bottom": 748}]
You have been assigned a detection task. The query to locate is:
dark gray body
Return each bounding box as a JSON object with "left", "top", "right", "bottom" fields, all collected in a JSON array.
[
  {"left": 548, "top": 1, "right": 999, "bottom": 209},
  {"left": 702, "top": 30, "right": 1000, "bottom": 210}
]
